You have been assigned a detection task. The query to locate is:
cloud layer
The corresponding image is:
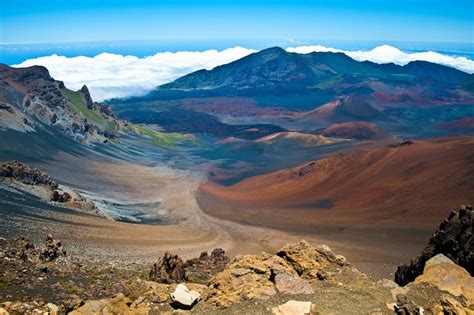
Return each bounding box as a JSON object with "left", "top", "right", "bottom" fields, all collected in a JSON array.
[
  {"left": 15, "top": 47, "right": 256, "bottom": 101},
  {"left": 15, "top": 45, "right": 474, "bottom": 101},
  {"left": 287, "top": 44, "right": 474, "bottom": 74}
]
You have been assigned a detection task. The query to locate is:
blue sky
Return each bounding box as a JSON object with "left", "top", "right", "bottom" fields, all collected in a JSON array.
[{"left": 1, "top": 0, "right": 473, "bottom": 44}]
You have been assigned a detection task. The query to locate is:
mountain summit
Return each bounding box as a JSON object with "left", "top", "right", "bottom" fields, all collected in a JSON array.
[{"left": 161, "top": 47, "right": 471, "bottom": 92}]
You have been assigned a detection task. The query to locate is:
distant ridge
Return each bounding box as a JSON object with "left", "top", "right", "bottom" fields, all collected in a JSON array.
[{"left": 161, "top": 46, "right": 471, "bottom": 91}]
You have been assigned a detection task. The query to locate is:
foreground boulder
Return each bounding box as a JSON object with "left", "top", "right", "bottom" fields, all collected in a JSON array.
[
  {"left": 414, "top": 254, "right": 474, "bottom": 305},
  {"left": 395, "top": 205, "right": 473, "bottom": 286},
  {"left": 206, "top": 253, "right": 287, "bottom": 308},
  {"left": 206, "top": 243, "right": 329, "bottom": 308},
  {"left": 277, "top": 241, "right": 346, "bottom": 279},
  {"left": 149, "top": 252, "right": 186, "bottom": 284}
]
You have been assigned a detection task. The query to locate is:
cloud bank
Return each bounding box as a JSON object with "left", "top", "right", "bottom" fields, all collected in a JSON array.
[
  {"left": 14, "top": 47, "right": 256, "bottom": 101},
  {"left": 287, "top": 44, "right": 474, "bottom": 74},
  {"left": 15, "top": 45, "right": 474, "bottom": 101}
]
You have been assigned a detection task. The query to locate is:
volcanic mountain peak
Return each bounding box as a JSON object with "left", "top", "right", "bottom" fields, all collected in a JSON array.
[
  {"left": 159, "top": 47, "right": 471, "bottom": 92},
  {"left": 160, "top": 46, "right": 313, "bottom": 91},
  {"left": 303, "top": 96, "right": 383, "bottom": 123}
]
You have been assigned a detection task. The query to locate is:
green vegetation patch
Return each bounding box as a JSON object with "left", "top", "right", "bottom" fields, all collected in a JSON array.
[
  {"left": 314, "top": 75, "right": 344, "bottom": 89},
  {"left": 133, "top": 124, "right": 196, "bottom": 147},
  {"left": 62, "top": 88, "right": 115, "bottom": 131}
]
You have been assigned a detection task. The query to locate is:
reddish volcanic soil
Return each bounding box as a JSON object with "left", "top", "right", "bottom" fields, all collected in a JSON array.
[
  {"left": 198, "top": 136, "right": 473, "bottom": 233},
  {"left": 200, "top": 137, "right": 474, "bottom": 224},
  {"left": 197, "top": 137, "right": 473, "bottom": 276},
  {"left": 321, "top": 121, "right": 388, "bottom": 140}
]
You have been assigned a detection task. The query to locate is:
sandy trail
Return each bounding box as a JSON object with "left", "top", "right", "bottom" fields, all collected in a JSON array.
[{"left": 31, "top": 152, "right": 298, "bottom": 261}]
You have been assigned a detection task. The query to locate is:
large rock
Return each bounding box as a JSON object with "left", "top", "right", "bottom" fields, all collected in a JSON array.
[
  {"left": 395, "top": 205, "right": 473, "bottom": 286},
  {"left": 277, "top": 241, "right": 346, "bottom": 279},
  {"left": 149, "top": 252, "right": 186, "bottom": 284},
  {"left": 436, "top": 295, "right": 473, "bottom": 314},
  {"left": 206, "top": 253, "right": 285, "bottom": 307},
  {"left": 206, "top": 252, "right": 312, "bottom": 308},
  {"left": 414, "top": 254, "right": 474, "bottom": 305},
  {"left": 170, "top": 283, "right": 201, "bottom": 309},
  {"left": 274, "top": 271, "right": 314, "bottom": 295},
  {"left": 272, "top": 300, "right": 312, "bottom": 315}
]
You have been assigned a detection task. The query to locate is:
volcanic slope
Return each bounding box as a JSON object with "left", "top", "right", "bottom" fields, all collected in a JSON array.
[{"left": 198, "top": 136, "right": 474, "bottom": 231}]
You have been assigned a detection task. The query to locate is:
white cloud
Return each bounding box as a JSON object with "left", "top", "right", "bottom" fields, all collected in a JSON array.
[
  {"left": 14, "top": 47, "right": 256, "bottom": 101},
  {"left": 287, "top": 44, "right": 474, "bottom": 74},
  {"left": 14, "top": 45, "right": 474, "bottom": 101}
]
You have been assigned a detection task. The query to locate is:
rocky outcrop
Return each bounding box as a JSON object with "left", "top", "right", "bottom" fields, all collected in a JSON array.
[
  {"left": 79, "top": 85, "right": 94, "bottom": 109},
  {"left": 276, "top": 241, "right": 347, "bottom": 279},
  {"left": 395, "top": 205, "right": 473, "bottom": 286},
  {"left": 206, "top": 253, "right": 293, "bottom": 308},
  {"left": 149, "top": 252, "right": 187, "bottom": 284},
  {"left": 0, "top": 161, "right": 58, "bottom": 189},
  {"left": 184, "top": 248, "right": 230, "bottom": 283},
  {"left": 204, "top": 242, "right": 350, "bottom": 308},
  {"left": 0, "top": 160, "right": 97, "bottom": 214},
  {"left": 148, "top": 248, "right": 230, "bottom": 285},
  {"left": 0, "top": 64, "right": 121, "bottom": 144}
]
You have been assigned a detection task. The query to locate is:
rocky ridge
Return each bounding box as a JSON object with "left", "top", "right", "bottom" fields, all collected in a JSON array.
[
  {"left": 0, "top": 161, "right": 97, "bottom": 214},
  {"left": 0, "top": 64, "right": 122, "bottom": 144}
]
